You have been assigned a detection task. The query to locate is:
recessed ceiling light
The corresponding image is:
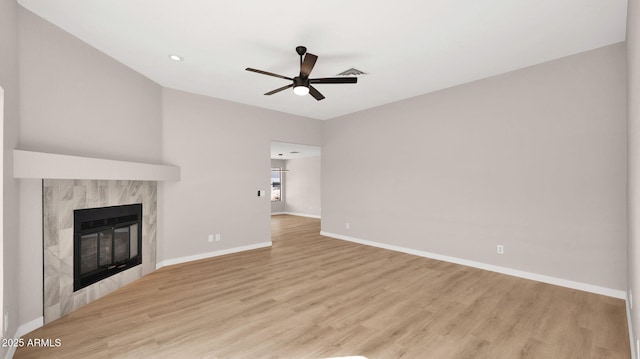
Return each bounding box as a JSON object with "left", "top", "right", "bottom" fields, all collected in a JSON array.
[{"left": 169, "top": 54, "right": 183, "bottom": 62}]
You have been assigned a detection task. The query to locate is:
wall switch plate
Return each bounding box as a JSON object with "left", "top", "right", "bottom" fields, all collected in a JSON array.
[
  {"left": 497, "top": 245, "right": 504, "bottom": 254},
  {"left": 208, "top": 234, "right": 214, "bottom": 243},
  {"left": 215, "top": 234, "right": 221, "bottom": 242},
  {"left": 4, "top": 313, "right": 8, "bottom": 333},
  {"left": 346, "top": 222, "right": 350, "bottom": 230}
]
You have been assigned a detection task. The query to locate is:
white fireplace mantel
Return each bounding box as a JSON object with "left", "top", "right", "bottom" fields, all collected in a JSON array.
[{"left": 13, "top": 150, "right": 180, "bottom": 181}]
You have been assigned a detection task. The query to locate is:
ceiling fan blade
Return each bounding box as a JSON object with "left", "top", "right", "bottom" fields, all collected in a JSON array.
[
  {"left": 246, "top": 68, "right": 292, "bottom": 81},
  {"left": 308, "top": 85, "right": 325, "bottom": 101},
  {"left": 310, "top": 77, "right": 358, "bottom": 84},
  {"left": 300, "top": 53, "right": 318, "bottom": 78},
  {"left": 264, "top": 84, "right": 293, "bottom": 96}
]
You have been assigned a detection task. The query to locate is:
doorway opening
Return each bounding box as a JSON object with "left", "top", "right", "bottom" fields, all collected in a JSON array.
[{"left": 269, "top": 141, "right": 321, "bottom": 219}]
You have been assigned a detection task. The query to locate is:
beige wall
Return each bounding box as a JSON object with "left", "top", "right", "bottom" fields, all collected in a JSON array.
[
  {"left": 271, "top": 156, "right": 322, "bottom": 217},
  {"left": 0, "top": 0, "right": 20, "bottom": 355},
  {"left": 160, "top": 88, "right": 321, "bottom": 263},
  {"left": 627, "top": 0, "right": 640, "bottom": 354},
  {"left": 18, "top": 8, "right": 162, "bottom": 163},
  {"left": 322, "top": 43, "right": 627, "bottom": 292},
  {"left": 284, "top": 156, "right": 321, "bottom": 217}
]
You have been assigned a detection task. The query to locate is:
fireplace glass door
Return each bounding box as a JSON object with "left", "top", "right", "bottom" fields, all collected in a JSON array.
[
  {"left": 74, "top": 204, "right": 142, "bottom": 291},
  {"left": 80, "top": 233, "right": 98, "bottom": 274},
  {"left": 79, "top": 224, "right": 139, "bottom": 276}
]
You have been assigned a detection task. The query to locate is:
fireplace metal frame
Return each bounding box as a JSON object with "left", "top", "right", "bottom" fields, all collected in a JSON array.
[{"left": 73, "top": 203, "right": 143, "bottom": 291}]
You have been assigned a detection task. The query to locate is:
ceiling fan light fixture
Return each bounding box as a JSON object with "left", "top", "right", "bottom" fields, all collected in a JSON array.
[
  {"left": 293, "top": 85, "right": 309, "bottom": 96},
  {"left": 293, "top": 76, "right": 309, "bottom": 96}
]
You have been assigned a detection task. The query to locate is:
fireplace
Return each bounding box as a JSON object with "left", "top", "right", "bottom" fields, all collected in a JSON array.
[
  {"left": 74, "top": 203, "right": 143, "bottom": 291},
  {"left": 43, "top": 179, "right": 156, "bottom": 324}
]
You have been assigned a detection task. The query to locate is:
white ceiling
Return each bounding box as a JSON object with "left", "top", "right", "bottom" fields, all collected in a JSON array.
[{"left": 18, "top": 0, "right": 628, "bottom": 120}]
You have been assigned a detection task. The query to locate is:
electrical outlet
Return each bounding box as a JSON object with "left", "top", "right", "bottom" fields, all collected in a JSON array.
[
  {"left": 346, "top": 222, "right": 350, "bottom": 230},
  {"left": 215, "top": 234, "right": 221, "bottom": 242},
  {"left": 497, "top": 245, "right": 504, "bottom": 254},
  {"left": 208, "top": 234, "right": 214, "bottom": 242}
]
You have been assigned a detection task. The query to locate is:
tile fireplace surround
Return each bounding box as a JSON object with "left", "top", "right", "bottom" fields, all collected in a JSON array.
[{"left": 42, "top": 179, "right": 157, "bottom": 324}]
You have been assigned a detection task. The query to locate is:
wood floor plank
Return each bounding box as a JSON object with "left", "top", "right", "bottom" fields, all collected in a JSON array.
[{"left": 15, "top": 215, "right": 630, "bottom": 358}]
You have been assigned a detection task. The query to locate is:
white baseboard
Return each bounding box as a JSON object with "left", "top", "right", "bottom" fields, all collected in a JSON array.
[
  {"left": 156, "top": 241, "right": 272, "bottom": 269},
  {"left": 320, "top": 231, "right": 626, "bottom": 299},
  {"left": 4, "top": 316, "right": 44, "bottom": 359},
  {"left": 284, "top": 212, "right": 321, "bottom": 219},
  {"left": 628, "top": 294, "right": 637, "bottom": 359},
  {"left": 272, "top": 212, "right": 321, "bottom": 219}
]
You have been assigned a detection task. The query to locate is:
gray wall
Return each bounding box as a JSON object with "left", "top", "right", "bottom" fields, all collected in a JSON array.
[
  {"left": 322, "top": 43, "right": 627, "bottom": 291},
  {"left": 18, "top": 8, "right": 162, "bottom": 163},
  {"left": 284, "top": 156, "right": 321, "bottom": 217},
  {"left": 160, "top": 88, "right": 321, "bottom": 263},
  {"left": 15, "top": 7, "right": 163, "bottom": 335},
  {"left": 627, "top": 0, "right": 640, "bottom": 353},
  {"left": 0, "top": 0, "right": 20, "bottom": 355}
]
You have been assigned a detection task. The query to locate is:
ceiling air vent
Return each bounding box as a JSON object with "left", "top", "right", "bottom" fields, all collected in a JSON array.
[{"left": 337, "top": 68, "right": 367, "bottom": 76}]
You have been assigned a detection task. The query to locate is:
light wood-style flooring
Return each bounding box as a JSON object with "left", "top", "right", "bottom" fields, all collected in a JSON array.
[{"left": 16, "top": 215, "right": 630, "bottom": 358}]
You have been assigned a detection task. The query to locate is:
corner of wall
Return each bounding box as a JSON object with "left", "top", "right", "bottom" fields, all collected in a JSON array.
[
  {"left": 627, "top": 293, "right": 637, "bottom": 359},
  {"left": 627, "top": 0, "right": 640, "bottom": 357}
]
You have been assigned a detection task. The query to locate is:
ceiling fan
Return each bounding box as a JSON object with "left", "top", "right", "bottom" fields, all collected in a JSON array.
[{"left": 246, "top": 46, "right": 357, "bottom": 101}]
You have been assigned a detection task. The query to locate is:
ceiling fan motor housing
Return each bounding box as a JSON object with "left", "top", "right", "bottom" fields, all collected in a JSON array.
[{"left": 293, "top": 76, "right": 308, "bottom": 87}]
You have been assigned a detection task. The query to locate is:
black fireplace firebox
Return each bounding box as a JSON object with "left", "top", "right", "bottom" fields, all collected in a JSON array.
[{"left": 73, "top": 204, "right": 143, "bottom": 291}]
